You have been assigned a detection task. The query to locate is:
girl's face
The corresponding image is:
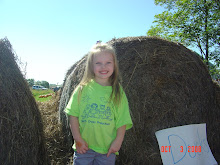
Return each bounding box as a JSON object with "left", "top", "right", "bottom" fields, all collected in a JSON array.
[{"left": 93, "top": 51, "right": 114, "bottom": 85}]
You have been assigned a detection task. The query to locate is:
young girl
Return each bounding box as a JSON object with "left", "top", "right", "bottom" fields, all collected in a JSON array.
[{"left": 65, "top": 42, "right": 133, "bottom": 165}]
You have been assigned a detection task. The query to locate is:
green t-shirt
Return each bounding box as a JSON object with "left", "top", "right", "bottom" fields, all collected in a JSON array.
[{"left": 65, "top": 79, "right": 133, "bottom": 155}]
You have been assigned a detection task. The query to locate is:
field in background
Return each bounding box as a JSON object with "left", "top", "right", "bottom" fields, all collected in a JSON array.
[{"left": 31, "top": 89, "right": 54, "bottom": 102}]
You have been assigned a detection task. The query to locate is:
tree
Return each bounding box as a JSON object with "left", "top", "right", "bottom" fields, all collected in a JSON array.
[
  {"left": 35, "top": 81, "right": 41, "bottom": 85},
  {"left": 147, "top": 0, "right": 220, "bottom": 69},
  {"left": 26, "top": 79, "right": 35, "bottom": 87},
  {"left": 35, "top": 81, "right": 49, "bottom": 88},
  {"left": 41, "top": 81, "right": 49, "bottom": 88},
  {"left": 27, "top": 80, "right": 49, "bottom": 88}
]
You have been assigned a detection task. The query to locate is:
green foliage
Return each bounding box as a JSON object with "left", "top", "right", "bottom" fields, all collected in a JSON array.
[
  {"left": 41, "top": 81, "right": 49, "bottom": 88},
  {"left": 31, "top": 89, "right": 54, "bottom": 102},
  {"left": 27, "top": 79, "right": 50, "bottom": 88},
  {"left": 203, "top": 58, "right": 220, "bottom": 79},
  {"left": 27, "top": 79, "right": 35, "bottom": 87},
  {"left": 208, "top": 65, "right": 220, "bottom": 79},
  {"left": 147, "top": 0, "right": 220, "bottom": 76}
]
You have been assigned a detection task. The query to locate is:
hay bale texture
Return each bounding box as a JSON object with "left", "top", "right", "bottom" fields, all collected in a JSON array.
[
  {"left": 59, "top": 57, "right": 86, "bottom": 146},
  {"left": 59, "top": 36, "right": 220, "bottom": 164},
  {"left": 38, "top": 90, "right": 73, "bottom": 164},
  {"left": 0, "top": 38, "right": 47, "bottom": 164}
]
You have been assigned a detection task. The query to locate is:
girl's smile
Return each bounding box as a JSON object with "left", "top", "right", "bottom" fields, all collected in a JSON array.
[{"left": 93, "top": 51, "right": 114, "bottom": 86}]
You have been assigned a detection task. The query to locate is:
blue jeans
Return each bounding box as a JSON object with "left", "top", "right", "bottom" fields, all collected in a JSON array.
[{"left": 73, "top": 149, "right": 116, "bottom": 165}]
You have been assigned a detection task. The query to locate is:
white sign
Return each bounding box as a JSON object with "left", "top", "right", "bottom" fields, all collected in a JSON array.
[{"left": 155, "top": 124, "right": 218, "bottom": 165}]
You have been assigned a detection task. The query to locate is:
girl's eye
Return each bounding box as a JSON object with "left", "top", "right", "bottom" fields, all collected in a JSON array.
[
  {"left": 96, "top": 62, "right": 101, "bottom": 65},
  {"left": 107, "top": 62, "right": 111, "bottom": 64}
]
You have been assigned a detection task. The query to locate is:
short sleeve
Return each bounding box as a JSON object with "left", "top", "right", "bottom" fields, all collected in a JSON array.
[
  {"left": 115, "top": 90, "right": 133, "bottom": 130},
  {"left": 64, "top": 86, "right": 81, "bottom": 117}
]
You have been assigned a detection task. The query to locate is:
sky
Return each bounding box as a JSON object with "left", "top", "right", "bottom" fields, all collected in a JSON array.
[{"left": 1, "top": 0, "right": 165, "bottom": 85}]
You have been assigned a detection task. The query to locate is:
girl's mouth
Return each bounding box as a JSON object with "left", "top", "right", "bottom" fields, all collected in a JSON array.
[{"left": 100, "top": 71, "right": 108, "bottom": 74}]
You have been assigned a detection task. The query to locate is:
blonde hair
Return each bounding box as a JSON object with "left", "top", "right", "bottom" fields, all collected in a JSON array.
[{"left": 78, "top": 43, "right": 122, "bottom": 106}]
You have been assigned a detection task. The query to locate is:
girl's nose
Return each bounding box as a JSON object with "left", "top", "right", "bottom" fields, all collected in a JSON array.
[{"left": 101, "top": 64, "right": 106, "bottom": 68}]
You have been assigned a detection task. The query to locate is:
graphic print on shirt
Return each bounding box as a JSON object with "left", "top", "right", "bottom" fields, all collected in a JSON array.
[
  {"left": 81, "top": 95, "right": 113, "bottom": 121},
  {"left": 82, "top": 95, "right": 91, "bottom": 102}
]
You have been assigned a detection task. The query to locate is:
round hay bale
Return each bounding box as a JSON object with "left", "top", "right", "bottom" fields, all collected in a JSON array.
[
  {"left": 59, "top": 57, "right": 86, "bottom": 146},
  {"left": 0, "top": 38, "right": 48, "bottom": 164},
  {"left": 59, "top": 36, "right": 220, "bottom": 164},
  {"left": 213, "top": 81, "right": 220, "bottom": 105}
]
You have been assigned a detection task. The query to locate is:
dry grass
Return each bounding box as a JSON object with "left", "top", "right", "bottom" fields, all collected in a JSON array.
[
  {"left": 59, "top": 36, "right": 220, "bottom": 164},
  {"left": 1, "top": 36, "right": 219, "bottom": 164},
  {"left": 37, "top": 90, "right": 74, "bottom": 164},
  {"left": 0, "top": 38, "right": 47, "bottom": 164}
]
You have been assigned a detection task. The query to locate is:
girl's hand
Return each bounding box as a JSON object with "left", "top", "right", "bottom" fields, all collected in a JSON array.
[
  {"left": 107, "top": 125, "right": 126, "bottom": 157},
  {"left": 76, "top": 139, "right": 89, "bottom": 154},
  {"left": 107, "top": 139, "right": 122, "bottom": 157},
  {"left": 69, "top": 116, "right": 89, "bottom": 154}
]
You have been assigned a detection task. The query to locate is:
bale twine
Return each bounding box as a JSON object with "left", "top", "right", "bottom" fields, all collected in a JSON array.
[
  {"left": 0, "top": 38, "right": 48, "bottom": 164},
  {"left": 59, "top": 36, "right": 220, "bottom": 164}
]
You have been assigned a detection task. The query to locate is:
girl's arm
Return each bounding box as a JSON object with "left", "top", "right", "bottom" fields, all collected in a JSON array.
[
  {"left": 107, "top": 125, "right": 126, "bottom": 157},
  {"left": 69, "top": 116, "right": 89, "bottom": 154}
]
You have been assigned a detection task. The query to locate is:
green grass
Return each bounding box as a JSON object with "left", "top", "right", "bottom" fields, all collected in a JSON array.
[{"left": 31, "top": 89, "right": 55, "bottom": 102}]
